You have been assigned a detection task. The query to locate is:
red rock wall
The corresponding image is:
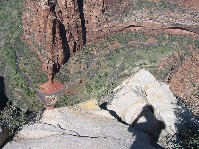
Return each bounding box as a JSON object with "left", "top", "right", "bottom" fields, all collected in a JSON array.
[
  {"left": 22, "top": 0, "right": 199, "bottom": 80},
  {"left": 22, "top": 0, "right": 83, "bottom": 79},
  {"left": 84, "top": 0, "right": 130, "bottom": 43},
  {"left": 22, "top": 0, "right": 131, "bottom": 79}
]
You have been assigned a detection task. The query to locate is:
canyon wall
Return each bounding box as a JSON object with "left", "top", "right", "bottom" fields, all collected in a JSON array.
[
  {"left": 22, "top": 0, "right": 83, "bottom": 79},
  {"left": 22, "top": 0, "right": 198, "bottom": 80},
  {"left": 22, "top": 0, "right": 131, "bottom": 79},
  {"left": 83, "top": 0, "right": 130, "bottom": 43}
]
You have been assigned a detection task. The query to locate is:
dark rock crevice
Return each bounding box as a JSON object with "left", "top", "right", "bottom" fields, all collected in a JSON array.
[
  {"left": 77, "top": 0, "right": 86, "bottom": 44},
  {"left": 59, "top": 22, "right": 70, "bottom": 64},
  {"left": 0, "top": 77, "right": 8, "bottom": 111}
]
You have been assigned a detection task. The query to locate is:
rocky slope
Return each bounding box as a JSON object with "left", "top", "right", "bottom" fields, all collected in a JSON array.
[
  {"left": 158, "top": 49, "right": 199, "bottom": 115},
  {"left": 4, "top": 69, "right": 198, "bottom": 148}
]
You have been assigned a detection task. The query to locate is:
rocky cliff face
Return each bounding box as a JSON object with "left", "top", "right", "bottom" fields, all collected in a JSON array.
[
  {"left": 22, "top": 0, "right": 199, "bottom": 80},
  {"left": 22, "top": 0, "right": 83, "bottom": 80},
  {"left": 83, "top": 0, "right": 130, "bottom": 43},
  {"left": 22, "top": 0, "right": 132, "bottom": 80}
]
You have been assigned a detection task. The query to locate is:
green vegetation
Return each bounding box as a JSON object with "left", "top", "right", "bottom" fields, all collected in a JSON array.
[
  {"left": 55, "top": 94, "right": 83, "bottom": 107},
  {"left": 194, "top": 40, "right": 199, "bottom": 49},
  {"left": 132, "top": 0, "right": 183, "bottom": 11},
  {"left": 128, "top": 0, "right": 197, "bottom": 17},
  {"left": 85, "top": 72, "right": 116, "bottom": 99},
  {"left": 0, "top": 104, "right": 27, "bottom": 134},
  {"left": 15, "top": 38, "right": 48, "bottom": 85},
  {"left": 55, "top": 30, "right": 196, "bottom": 107},
  {"left": 0, "top": 0, "right": 44, "bottom": 111},
  {"left": 0, "top": 1, "right": 45, "bottom": 142}
]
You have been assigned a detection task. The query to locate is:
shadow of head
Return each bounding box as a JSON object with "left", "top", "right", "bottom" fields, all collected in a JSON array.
[
  {"left": 146, "top": 104, "right": 154, "bottom": 114},
  {"left": 99, "top": 102, "right": 108, "bottom": 110}
]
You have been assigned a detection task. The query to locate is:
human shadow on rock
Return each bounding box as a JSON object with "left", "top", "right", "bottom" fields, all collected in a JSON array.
[
  {"left": 129, "top": 105, "right": 165, "bottom": 149},
  {"left": 100, "top": 102, "right": 165, "bottom": 148}
]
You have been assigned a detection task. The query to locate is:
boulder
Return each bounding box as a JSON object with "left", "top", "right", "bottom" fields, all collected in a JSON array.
[{"left": 107, "top": 69, "right": 177, "bottom": 137}]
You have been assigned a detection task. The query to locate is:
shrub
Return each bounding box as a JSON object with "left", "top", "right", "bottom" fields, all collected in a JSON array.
[{"left": 0, "top": 104, "right": 27, "bottom": 135}]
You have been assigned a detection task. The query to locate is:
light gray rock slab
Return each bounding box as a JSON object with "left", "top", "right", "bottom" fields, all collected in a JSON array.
[
  {"left": 108, "top": 69, "right": 177, "bottom": 134},
  {"left": 5, "top": 133, "right": 156, "bottom": 149},
  {"left": 4, "top": 106, "right": 155, "bottom": 149}
]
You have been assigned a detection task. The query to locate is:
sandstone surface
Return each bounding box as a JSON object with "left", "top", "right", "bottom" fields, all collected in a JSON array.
[
  {"left": 3, "top": 70, "right": 184, "bottom": 148},
  {"left": 108, "top": 69, "right": 177, "bottom": 135},
  {"left": 4, "top": 105, "right": 155, "bottom": 149}
]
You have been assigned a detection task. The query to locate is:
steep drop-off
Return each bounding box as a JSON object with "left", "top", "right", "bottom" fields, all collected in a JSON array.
[
  {"left": 22, "top": 0, "right": 131, "bottom": 80},
  {"left": 22, "top": 0, "right": 199, "bottom": 80},
  {"left": 22, "top": 0, "right": 199, "bottom": 114},
  {"left": 22, "top": 0, "right": 83, "bottom": 80}
]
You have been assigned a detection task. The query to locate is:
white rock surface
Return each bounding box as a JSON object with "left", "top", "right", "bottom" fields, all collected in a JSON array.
[
  {"left": 108, "top": 69, "right": 177, "bottom": 134},
  {"left": 4, "top": 105, "right": 155, "bottom": 149}
]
